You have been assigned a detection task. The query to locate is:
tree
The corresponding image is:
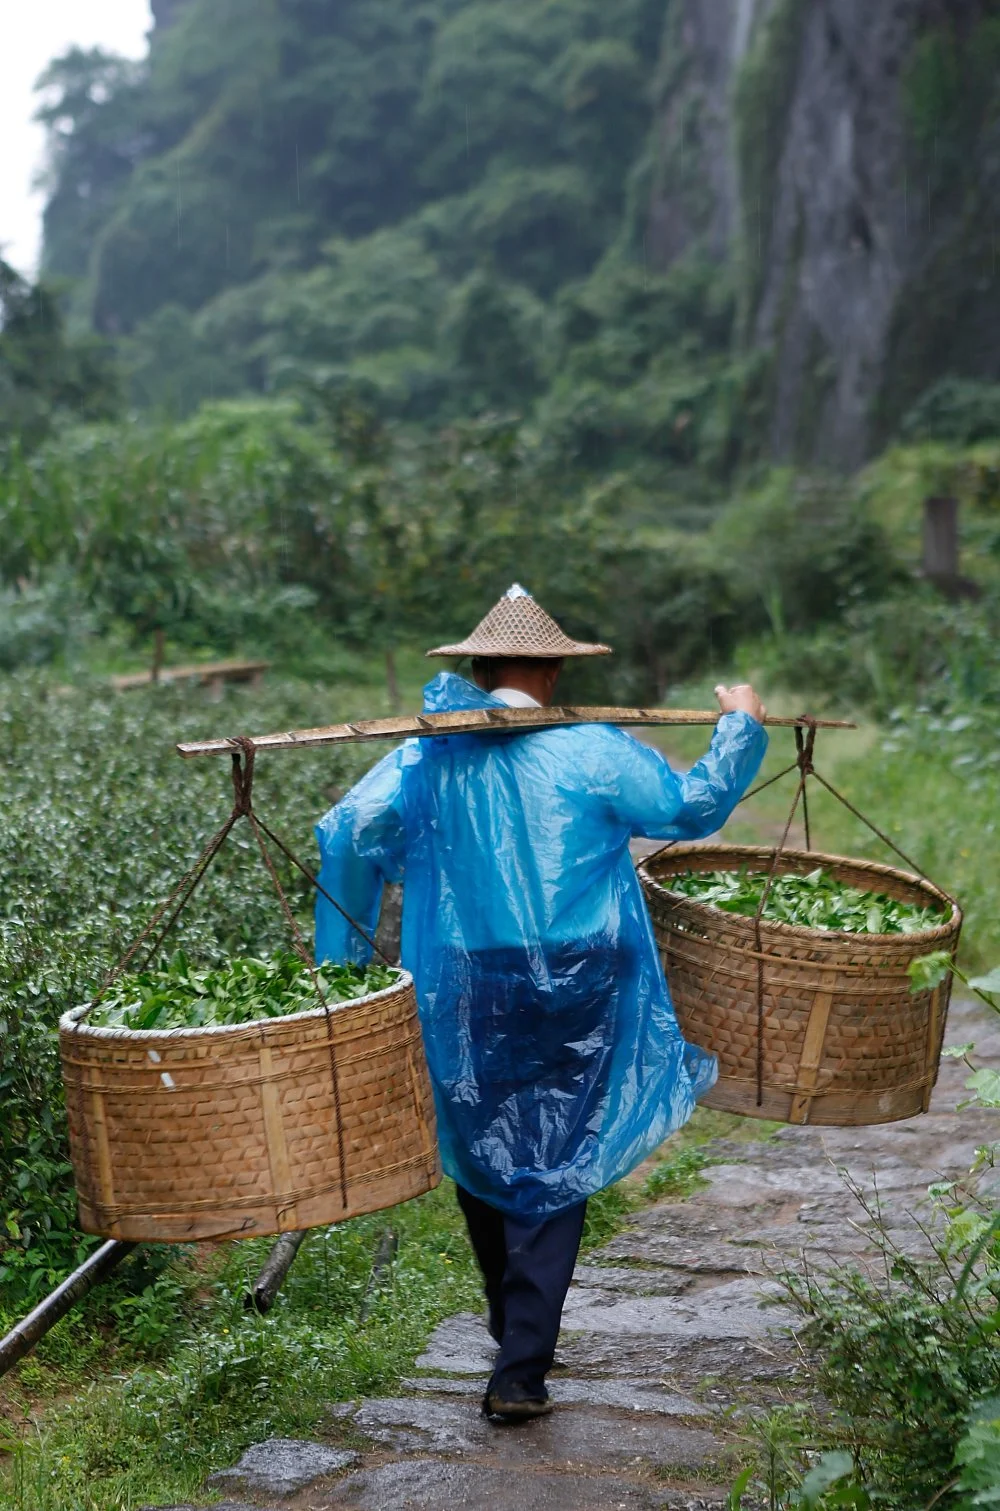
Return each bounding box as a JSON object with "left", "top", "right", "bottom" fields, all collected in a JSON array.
[{"left": 0, "top": 260, "right": 118, "bottom": 449}]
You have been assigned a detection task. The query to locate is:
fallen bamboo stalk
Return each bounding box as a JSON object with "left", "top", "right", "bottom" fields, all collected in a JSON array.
[
  {"left": 178, "top": 706, "right": 856, "bottom": 758},
  {"left": 244, "top": 1230, "right": 308, "bottom": 1315},
  {"left": 0, "top": 1240, "right": 136, "bottom": 1379}
]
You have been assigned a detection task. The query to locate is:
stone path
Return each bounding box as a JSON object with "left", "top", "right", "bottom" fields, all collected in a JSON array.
[{"left": 151, "top": 997, "right": 1000, "bottom": 1511}]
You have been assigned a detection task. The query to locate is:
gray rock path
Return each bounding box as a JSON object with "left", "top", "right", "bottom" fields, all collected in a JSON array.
[{"left": 164, "top": 998, "right": 999, "bottom": 1511}]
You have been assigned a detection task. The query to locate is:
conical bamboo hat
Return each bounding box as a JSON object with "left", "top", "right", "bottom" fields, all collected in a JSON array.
[{"left": 426, "top": 584, "right": 612, "bottom": 658}]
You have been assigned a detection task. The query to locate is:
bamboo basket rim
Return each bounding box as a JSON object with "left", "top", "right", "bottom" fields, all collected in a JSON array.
[
  {"left": 59, "top": 966, "right": 412, "bottom": 1044},
  {"left": 638, "top": 842, "right": 961, "bottom": 947}
]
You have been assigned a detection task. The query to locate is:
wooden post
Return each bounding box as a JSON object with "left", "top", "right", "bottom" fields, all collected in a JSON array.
[
  {"left": 923, "top": 496, "right": 959, "bottom": 585},
  {"left": 922, "top": 496, "right": 981, "bottom": 600},
  {"left": 151, "top": 627, "right": 165, "bottom": 684},
  {"left": 385, "top": 648, "right": 401, "bottom": 713}
]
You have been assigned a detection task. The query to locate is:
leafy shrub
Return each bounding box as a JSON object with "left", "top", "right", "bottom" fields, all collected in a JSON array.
[
  {"left": 755, "top": 588, "right": 1000, "bottom": 716},
  {"left": 0, "top": 571, "right": 95, "bottom": 671},
  {"left": 714, "top": 472, "right": 902, "bottom": 638},
  {"left": 779, "top": 1249, "right": 1000, "bottom": 1506},
  {"left": 901, "top": 379, "right": 1000, "bottom": 447}
]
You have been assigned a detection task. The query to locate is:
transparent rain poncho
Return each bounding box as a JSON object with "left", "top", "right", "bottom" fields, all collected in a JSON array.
[{"left": 316, "top": 673, "right": 767, "bottom": 1219}]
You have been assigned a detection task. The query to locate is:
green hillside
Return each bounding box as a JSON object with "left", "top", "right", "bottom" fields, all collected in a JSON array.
[{"left": 41, "top": 1, "right": 684, "bottom": 424}]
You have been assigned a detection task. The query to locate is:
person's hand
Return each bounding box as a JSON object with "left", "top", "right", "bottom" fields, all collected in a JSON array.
[{"left": 714, "top": 683, "right": 767, "bottom": 724}]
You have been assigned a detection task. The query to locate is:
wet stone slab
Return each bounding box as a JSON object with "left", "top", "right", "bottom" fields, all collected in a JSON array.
[
  {"left": 414, "top": 1311, "right": 496, "bottom": 1375},
  {"left": 400, "top": 1375, "right": 714, "bottom": 1416},
  {"left": 206, "top": 1437, "right": 358, "bottom": 1496},
  {"left": 571, "top": 1262, "right": 697, "bottom": 1295},
  {"left": 562, "top": 1276, "right": 793, "bottom": 1340},
  {"left": 316, "top": 1458, "right": 729, "bottom": 1510},
  {"left": 343, "top": 1394, "right": 721, "bottom": 1471},
  {"left": 557, "top": 1331, "right": 802, "bottom": 1393}
]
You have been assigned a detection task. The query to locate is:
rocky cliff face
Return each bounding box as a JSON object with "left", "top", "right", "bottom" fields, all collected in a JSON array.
[
  {"left": 647, "top": 0, "right": 1000, "bottom": 468},
  {"left": 149, "top": 0, "right": 188, "bottom": 29}
]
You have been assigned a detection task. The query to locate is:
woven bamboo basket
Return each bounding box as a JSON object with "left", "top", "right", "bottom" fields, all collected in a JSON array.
[
  {"left": 59, "top": 970, "right": 440, "bottom": 1242},
  {"left": 639, "top": 844, "right": 962, "bottom": 1126}
]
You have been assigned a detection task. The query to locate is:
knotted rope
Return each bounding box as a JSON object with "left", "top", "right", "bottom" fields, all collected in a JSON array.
[
  {"left": 643, "top": 714, "right": 957, "bottom": 1108},
  {"left": 76, "top": 735, "right": 394, "bottom": 1212}
]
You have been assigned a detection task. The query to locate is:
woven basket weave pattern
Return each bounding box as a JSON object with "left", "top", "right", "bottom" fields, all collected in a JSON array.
[
  {"left": 639, "top": 844, "right": 962, "bottom": 1126},
  {"left": 60, "top": 972, "right": 441, "bottom": 1242},
  {"left": 428, "top": 590, "right": 611, "bottom": 658}
]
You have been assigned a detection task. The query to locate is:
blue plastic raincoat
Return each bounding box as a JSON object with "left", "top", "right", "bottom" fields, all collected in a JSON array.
[{"left": 315, "top": 673, "right": 767, "bottom": 1219}]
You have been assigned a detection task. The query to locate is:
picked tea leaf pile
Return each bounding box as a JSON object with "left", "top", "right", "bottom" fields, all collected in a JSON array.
[
  {"left": 88, "top": 950, "right": 398, "bottom": 1031},
  {"left": 664, "top": 867, "right": 943, "bottom": 934}
]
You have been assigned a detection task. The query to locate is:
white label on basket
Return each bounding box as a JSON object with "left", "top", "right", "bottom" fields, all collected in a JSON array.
[
  {"left": 160, "top": 1072, "right": 176, "bottom": 1089},
  {"left": 147, "top": 1049, "right": 162, "bottom": 1064}
]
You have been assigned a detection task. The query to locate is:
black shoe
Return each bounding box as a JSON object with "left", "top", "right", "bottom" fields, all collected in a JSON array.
[{"left": 482, "top": 1381, "right": 553, "bottom": 1423}]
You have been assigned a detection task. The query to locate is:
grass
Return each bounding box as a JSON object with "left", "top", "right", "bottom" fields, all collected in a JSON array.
[
  {"left": 1, "top": 1183, "right": 481, "bottom": 1511},
  {"left": 0, "top": 1102, "right": 774, "bottom": 1511},
  {"left": 0, "top": 1122, "right": 756, "bottom": 1511}
]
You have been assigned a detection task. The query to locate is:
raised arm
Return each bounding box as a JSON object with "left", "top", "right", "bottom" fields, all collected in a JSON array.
[
  {"left": 314, "top": 746, "right": 408, "bottom": 966},
  {"left": 609, "top": 685, "right": 768, "bottom": 842}
]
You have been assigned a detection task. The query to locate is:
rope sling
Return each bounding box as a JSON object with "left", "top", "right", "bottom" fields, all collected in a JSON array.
[
  {"left": 73, "top": 736, "right": 392, "bottom": 1214},
  {"left": 643, "top": 716, "right": 960, "bottom": 1107}
]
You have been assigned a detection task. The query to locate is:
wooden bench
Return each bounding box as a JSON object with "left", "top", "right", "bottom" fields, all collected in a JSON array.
[{"left": 111, "top": 659, "right": 270, "bottom": 695}]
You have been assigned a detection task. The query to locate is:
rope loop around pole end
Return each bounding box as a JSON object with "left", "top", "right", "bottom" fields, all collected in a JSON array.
[
  {"left": 794, "top": 716, "right": 818, "bottom": 778},
  {"left": 227, "top": 736, "right": 257, "bottom": 816}
]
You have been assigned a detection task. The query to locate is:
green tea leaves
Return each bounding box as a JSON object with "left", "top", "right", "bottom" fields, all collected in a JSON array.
[
  {"left": 666, "top": 867, "right": 944, "bottom": 935},
  {"left": 88, "top": 951, "right": 398, "bottom": 1032}
]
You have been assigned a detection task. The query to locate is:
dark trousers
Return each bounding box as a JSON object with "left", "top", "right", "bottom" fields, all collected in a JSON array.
[{"left": 456, "top": 1184, "right": 587, "bottom": 1397}]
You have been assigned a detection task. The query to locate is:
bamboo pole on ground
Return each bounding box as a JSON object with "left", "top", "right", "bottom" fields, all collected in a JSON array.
[
  {"left": 0, "top": 1241, "right": 135, "bottom": 1379},
  {"left": 244, "top": 1230, "right": 308, "bottom": 1315}
]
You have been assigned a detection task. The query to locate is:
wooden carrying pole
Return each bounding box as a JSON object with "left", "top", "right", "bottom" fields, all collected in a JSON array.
[
  {"left": 178, "top": 707, "right": 855, "bottom": 759},
  {"left": 0, "top": 1240, "right": 135, "bottom": 1379}
]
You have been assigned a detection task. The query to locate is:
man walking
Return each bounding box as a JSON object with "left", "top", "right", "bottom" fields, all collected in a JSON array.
[{"left": 315, "top": 585, "right": 767, "bottom": 1421}]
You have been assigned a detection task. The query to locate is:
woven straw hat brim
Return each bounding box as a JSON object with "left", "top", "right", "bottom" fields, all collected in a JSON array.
[
  {"left": 427, "top": 633, "right": 611, "bottom": 658},
  {"left": 427, "top": 587, "right": 612, "bottom": 658}
]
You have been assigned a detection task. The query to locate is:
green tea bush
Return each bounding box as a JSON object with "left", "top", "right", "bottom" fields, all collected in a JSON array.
[
  {"left": 0, "top": 674, "right": 374, "bottom": 1301},
  {"left": 0, "top": 572, "right": 95, "bottom": 672}
]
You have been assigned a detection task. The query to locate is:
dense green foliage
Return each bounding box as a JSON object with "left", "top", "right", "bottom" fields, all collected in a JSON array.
[
  {"left": 0, "top": 395, "right": 930, "bottom": 701},
  {"left": 665, "top": 867, "right": 944, "bottom": 935},
  {"left": 88, "top": 952, "right": 397, "bottom": 1031},
  {"left": 0, "top": 673, "right": 379, "bottom": 1304},
  {"left": 36, "top": 0, "right": 673, "bottom": 427},
  {"left": 0, "top": 260, "right": 118, "bottom": 448},
  {"left": 733, "top": 1049, "right": 1000, "bottom": 1509}
]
